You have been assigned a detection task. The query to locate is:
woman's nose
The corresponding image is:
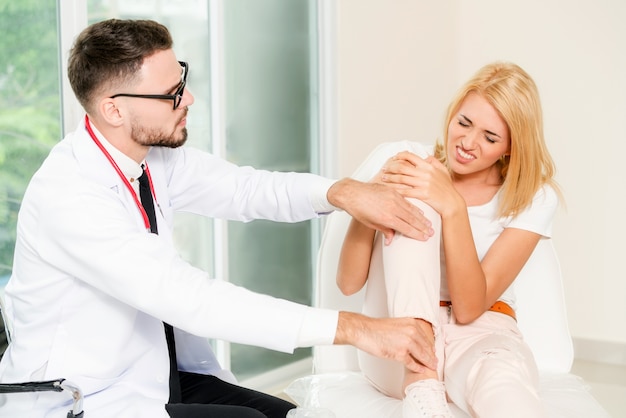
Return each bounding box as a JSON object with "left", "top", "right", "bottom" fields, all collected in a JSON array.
[{"left": 462, "top": 131, "right": 479, "bottom": 149}]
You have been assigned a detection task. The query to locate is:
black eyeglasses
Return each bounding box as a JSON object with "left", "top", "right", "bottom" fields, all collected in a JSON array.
[{"left": 110, "top": 61, "right": 188, "bottom": 110}]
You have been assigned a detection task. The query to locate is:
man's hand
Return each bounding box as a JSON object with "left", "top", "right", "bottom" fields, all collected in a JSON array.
[
  {"left": 327, "top": 178, "right": 433, "bottom": 245},
  {"left": 334, "top": 311, "right": 437, "bottom": 373}
]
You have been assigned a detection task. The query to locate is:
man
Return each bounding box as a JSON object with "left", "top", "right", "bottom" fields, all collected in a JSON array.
[{"left": 0, "top": 19, "right": 435, "bottom": 418}]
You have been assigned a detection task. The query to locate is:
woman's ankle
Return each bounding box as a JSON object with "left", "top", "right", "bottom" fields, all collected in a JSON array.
[{"left": 403, "top": 369, "right": 439, "bottom": 393}]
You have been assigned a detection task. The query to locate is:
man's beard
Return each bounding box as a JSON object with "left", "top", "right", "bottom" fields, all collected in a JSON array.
[{"left": 130, "top": 116, "right": 188, "bottom": 149}]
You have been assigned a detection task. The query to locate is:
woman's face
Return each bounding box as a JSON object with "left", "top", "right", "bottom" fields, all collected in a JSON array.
[{"left": 446, "top": 92, "right": 510, "bottom": 180}]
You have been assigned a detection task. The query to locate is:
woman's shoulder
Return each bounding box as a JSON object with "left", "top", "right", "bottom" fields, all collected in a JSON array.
[
  {"left": 505, "top": 183, "right": 559, "bottom": 237},
  {"left": 531, "top": 183, "right": 560, "bottom": 209}
]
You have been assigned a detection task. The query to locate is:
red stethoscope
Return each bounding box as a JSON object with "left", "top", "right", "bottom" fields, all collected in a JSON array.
[{"left": 84, "top": 114, "right": 158, "bottom": 232}]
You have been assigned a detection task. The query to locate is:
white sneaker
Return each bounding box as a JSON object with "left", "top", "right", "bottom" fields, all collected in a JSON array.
[{"left": 402, "top": 379, "right": 453, "bottom": 418}]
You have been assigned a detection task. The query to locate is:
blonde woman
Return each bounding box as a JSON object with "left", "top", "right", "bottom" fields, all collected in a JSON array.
[{"left": 337, "top": 62, "right": 559, "bottom": 418}]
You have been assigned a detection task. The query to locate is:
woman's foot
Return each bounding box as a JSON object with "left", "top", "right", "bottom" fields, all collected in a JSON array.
[{"left": 402, "top": 379, "right": 453, "bottom": 418}]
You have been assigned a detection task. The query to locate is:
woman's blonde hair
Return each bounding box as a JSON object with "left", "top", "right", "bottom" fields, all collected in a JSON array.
[{"left": 434, "top": 61, "right": 559, "bottom": 218}]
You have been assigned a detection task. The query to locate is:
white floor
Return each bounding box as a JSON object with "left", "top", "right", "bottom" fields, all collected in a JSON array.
[{"left": 571, "top": 358, "right": 626, "bottom": 418}]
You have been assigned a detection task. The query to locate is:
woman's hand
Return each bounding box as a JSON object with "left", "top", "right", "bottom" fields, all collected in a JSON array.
[
  {"left": 327, "top": 178, "right": 434, "bottom": 244},
  {"left": 379, "top": 151, "right": 464, "bottom": 218}
]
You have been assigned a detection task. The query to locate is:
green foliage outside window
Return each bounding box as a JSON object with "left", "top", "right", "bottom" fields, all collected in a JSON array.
[{"left": 0, "top": 0, "right": 61, "bottom": 278}]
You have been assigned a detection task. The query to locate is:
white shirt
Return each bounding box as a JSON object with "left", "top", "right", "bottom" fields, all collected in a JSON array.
[{"left": 0, "top": 118, "right": 340, "bottom": 418}]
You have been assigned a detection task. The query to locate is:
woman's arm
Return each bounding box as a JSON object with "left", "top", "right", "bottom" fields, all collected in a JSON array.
[
  {"left": 445, "top": 186, "right": 557, "bottom": 323},
  {"left": 336, "top": 218, "right": 376, "bottom": 295},
  {"left": 439, "top": 207, "right": 541, "bottom": 323}
]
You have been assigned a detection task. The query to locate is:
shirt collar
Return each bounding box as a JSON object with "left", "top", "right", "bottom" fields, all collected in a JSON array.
[{"left": 89, "top": 123, "right": 144, "bottom": 182}]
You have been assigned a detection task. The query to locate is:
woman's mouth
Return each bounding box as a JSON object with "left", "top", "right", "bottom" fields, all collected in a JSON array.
[{"left": 456, "top": 146, "right": 475, "bottom": 162}]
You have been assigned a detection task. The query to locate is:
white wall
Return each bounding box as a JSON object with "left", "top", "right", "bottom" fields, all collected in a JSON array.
[{"left": 333, "top": 0, "right": 626, "bottom": 346}]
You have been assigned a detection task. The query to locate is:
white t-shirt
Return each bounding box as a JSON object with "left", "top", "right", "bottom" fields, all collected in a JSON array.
[{"left": 439, "top": 184, "right": 559, "bottom": 310}]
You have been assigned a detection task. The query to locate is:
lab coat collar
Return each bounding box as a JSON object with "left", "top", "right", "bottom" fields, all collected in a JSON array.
[
  {"left": 87, "top": 121, "right": 144, "bottom": 183},
  {"left": 71, "top": 117, "right": 142, "bottom": 205}
]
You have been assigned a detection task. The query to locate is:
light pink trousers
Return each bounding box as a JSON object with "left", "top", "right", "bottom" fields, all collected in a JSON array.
[{"left": 357, "top": 199, "right": 546, "bottom": 418}]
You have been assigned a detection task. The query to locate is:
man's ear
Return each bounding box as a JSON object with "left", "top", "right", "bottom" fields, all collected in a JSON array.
[{"left": 99, "top": 97, "right": 125, "bottom": 128}]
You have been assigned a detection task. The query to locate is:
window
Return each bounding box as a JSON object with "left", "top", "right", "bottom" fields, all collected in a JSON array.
[
  {"left": 0, "top": 0, "right": 61, "bottom": 290},
  {"left": 221, "top": 0, "right": 319, "bottom": 382},
  {"left": 0, "top": 0, "right": 320, "bottom": 388}
]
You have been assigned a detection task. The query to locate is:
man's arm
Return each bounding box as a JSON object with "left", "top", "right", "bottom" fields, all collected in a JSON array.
[
  {"left": 333, "top": 311, "right": 437, "bottom": 373},
  {"left": 327, "top": 178, "right": 434, "bottom": 245}
]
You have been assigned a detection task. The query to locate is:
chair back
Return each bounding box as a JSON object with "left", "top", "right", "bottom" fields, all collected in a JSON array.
[{"left": 0, "top": 295, "right": 10, "bottom": 361}]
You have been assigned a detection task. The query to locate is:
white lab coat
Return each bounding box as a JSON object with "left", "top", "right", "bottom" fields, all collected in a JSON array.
[{"left": 0, "top": 119, "right": 338, "bottom": 417}]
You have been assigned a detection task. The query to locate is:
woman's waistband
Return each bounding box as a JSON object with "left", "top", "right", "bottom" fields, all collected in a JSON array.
[{"left": 439, "top": 300, "right": 516, "bottom": 321}]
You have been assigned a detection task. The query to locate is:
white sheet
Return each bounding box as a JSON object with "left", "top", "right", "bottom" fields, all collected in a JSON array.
[{"left": 285, "top": 372, "right": 611, "bottom": 418}]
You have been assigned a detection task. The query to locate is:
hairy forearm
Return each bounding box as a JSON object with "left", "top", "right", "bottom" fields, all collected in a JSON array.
[
  {"left": 334, "top": 311, "right": 437, "bottom": 372},
  {"left": 333, "top": 311, "right": 365, "bottom": 345}
]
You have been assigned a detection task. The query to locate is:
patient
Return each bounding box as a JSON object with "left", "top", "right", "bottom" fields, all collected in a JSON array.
[{"left": 336, "top": 62, "right": 560, "bottom": 418}]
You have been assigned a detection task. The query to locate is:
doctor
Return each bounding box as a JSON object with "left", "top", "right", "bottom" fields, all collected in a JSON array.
[{"left": 0, "top": 19, "right": 436, "bottom": 418}]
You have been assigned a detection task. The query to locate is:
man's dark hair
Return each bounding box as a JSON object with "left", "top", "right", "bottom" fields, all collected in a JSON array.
[{"left": 68, "top": 19, "right": 173, "bottom": 113}]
